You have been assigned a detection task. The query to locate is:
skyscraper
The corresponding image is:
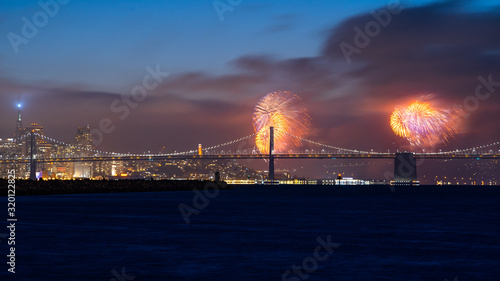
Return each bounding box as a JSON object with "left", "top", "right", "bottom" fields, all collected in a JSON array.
[
  {"left": 74, "top": 125, "right": 93, "bottom": 178},
  {"left": 14, "top": 104, "right": 22, "bottom": 139},
  {"left": 75, "top": 125, "right": 93, "bottom": 155},
  {"left": 23, "top": 123, "right": 51, "bottom": 158}
]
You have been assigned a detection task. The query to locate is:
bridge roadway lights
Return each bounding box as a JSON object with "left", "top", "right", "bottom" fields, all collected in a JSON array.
[{"left": 394, "top": 152, "right": 417, "bottom": 183}]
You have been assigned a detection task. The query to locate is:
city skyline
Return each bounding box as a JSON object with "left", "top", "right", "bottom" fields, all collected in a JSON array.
[{"left": 1, "top": 107, "right": 498, "bottom": 184}]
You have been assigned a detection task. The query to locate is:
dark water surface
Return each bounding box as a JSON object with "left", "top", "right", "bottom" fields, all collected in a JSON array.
[{"left": 7, "top": 186, "right": 500, "bottom": 280}]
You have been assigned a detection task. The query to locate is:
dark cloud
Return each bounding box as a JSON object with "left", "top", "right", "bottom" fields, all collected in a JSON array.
[
  {"left": 320, "top": 0, "right": 500, "bottom": 146},
  {"left": 157, "top": 71, "right": 266, "bottom": 100},
  {"left": 323, "top": 1, "right": 500, "bottom": 97}
]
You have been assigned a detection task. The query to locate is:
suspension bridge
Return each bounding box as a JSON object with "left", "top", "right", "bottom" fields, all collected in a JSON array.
[{"left": 1, "top": 127, "right": 499, "bottom": 181}]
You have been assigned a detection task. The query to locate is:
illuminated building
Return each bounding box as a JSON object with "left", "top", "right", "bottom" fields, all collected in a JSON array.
[
  {"left": 74, "top": 125, "right": 94, "bottom": 178},
  {"left": 23, "top": 123, "right": 52, "bottom": 158},
  {"left": 75, "top": 125, "right": 93, "bottom": 152},
  {"left": 19, "top": 123, "right": 51, "bottom": 179}
]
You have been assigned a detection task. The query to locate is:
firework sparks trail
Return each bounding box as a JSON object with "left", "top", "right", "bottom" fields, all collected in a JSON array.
[
  {"left": 390, "top": 100, "right": 461, "bottom": 147},
  {"left": 253, "top": 91, "right": 311, "bottom": 154}
]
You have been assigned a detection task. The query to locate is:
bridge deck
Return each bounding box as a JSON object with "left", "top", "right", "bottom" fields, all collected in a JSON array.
[{"left": 1, "top": 153, "right": 499, "bottom": 164}]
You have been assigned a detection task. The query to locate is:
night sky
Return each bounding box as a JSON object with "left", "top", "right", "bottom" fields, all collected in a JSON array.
[{"left": 1, "top": 0, "right": 500, "bottom": 179}]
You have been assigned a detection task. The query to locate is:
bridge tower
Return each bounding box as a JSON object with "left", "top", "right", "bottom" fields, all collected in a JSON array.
[
  {"left": 29, "top": 131, "right": 37, "bottom": 180},
  {"left": 394, "top": 152, "right": 417, "bottom": 183},
  {"left": 269, "top": 126, "right": 274, "bottom": 181}
]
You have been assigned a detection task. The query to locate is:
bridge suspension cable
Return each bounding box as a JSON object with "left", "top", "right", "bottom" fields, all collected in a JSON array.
[
  {"left": 155, "top": 133, "right": 258, "bottom": 156},
  {"left": 202, "top": 134, "right": 256, "bottom": 152},
  {"left": 35, "top": 133, "right": 121, "bottom": 156},
  {"left": 279, "top": 130, "right": 386, "bottom": 155},
  {"left": 9, "top": 130, "right": 499, "bottom": 159},
  {"left": 16, "top": 133, "right": 259, "bottom": 158},
  {"left": 11, "top": 133, "right": 32, "bottom": 143},
  {"left": 438, "top": 141, "right": 500, "bottom": 155}
]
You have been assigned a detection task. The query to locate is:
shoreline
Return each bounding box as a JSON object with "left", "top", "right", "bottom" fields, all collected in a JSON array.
[
  {"left": 0, "top": 179, "right": 230, "bottom": 196},
  {"left": 1, "top": 179, "right": 498, "bottom": 196}
]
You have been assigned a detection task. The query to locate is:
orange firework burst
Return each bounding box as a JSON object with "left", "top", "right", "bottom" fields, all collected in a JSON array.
[
  {"left": 390, "top": 100, "right": 460, "bottom": 147},
  {"left": 253, "top": 91, "right": 310, "bottom": 154}
]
